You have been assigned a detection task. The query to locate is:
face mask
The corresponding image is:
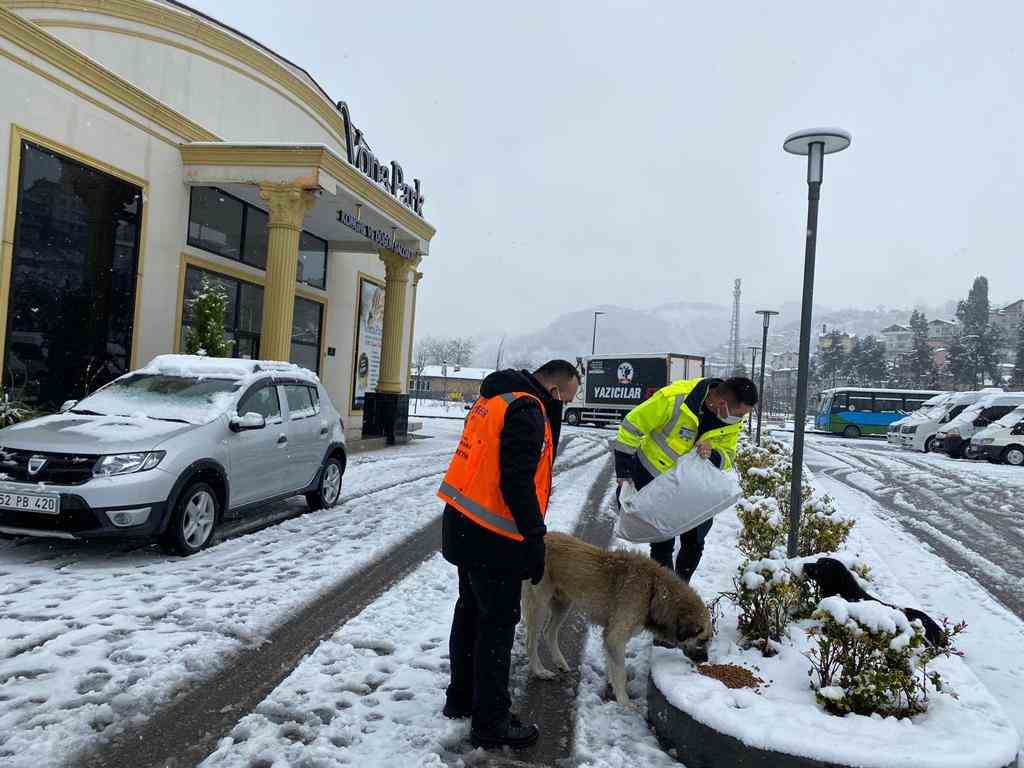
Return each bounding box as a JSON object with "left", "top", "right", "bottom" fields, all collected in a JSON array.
[{"left": 716, "top": 399, "right": 744, "bottom": 425}]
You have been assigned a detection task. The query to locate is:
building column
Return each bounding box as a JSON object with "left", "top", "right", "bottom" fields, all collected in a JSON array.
[
  {"left": 258, "top": 183, "right": 315, "bottom": 362},
  {"left": 405, "top": 266, "right": 424, "bottom": 385},
  {"left": 376, "top": 249, "right": 413, "bottom": 393}
]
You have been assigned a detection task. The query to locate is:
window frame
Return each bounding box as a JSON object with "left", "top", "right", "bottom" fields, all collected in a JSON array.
[
  {"left": 237, "top": 380, "right": 283, "bottom": 424},
  {"left": 187, "top": 186, "right": 329, "bottom": 287},
  {"left": 283, "top": 382, "right": 316, "bottom": 421}
]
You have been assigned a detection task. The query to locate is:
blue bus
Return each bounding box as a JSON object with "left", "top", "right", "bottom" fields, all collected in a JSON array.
[{"left": 815, "top": 387, "right": 946, "bottom": 438}]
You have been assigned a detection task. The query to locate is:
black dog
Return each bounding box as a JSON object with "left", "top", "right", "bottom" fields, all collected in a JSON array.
[{"left": 802, "top": 557, "right": 944, "bottom": 647}]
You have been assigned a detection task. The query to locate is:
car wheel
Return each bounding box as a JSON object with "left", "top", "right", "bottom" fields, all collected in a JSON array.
[
  {"left": 160, "top": 482, "right": 218, "bottom": 556},
  {"left": 565, "top": 410, "right": 580, "bottom": 426},
  {"left": 923, "top": 436, "right": 935, "bottom": 453},
  {"left": 1003, "top": 446, "right": 1024, "bottom": 467},
  {"left": 306, "top": 456, "right": 344, "bottom": 511},
  {"left": 842, "top": 425, "right": 861, "bottom": 438}
]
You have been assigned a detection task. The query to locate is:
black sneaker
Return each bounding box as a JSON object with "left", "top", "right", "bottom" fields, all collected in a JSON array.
[
  {"left": 442, "top": 700, "right": 472, "bottom": 720},
  {"left": 470, "top": 715, "right": 540, "bottom": 749}
]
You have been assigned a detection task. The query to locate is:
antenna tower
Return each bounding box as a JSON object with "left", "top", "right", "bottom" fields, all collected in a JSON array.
[{"left": 729, "top": 278, "right": 742, "bottom": 372}]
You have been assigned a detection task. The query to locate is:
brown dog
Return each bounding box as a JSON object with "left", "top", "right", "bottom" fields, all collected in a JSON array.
[{"left": 523, "top": 532, "right": 711, "bottom": 704}]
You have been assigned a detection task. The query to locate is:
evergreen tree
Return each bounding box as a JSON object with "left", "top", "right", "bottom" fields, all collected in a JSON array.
[
  {"left": 841, "top": 337, "right": 862, "bottom": 384},
  {"left": 945, "top": 333, "right": 972, "bottom": 389},
  {"left": 908, "top": 310, "right": 937, "bottom": 387},
  {"left": 1013, "top": 314, "right": 1024, "bottom": 389},
  {"left": 184, "top": 278, "right": 232, "bottom": 357},
  {"left": 857, "top": 336, "right": 889, "bottom": 386},
  {"left": 955, "top": 276, "right": 1002, "bottom": 385}
]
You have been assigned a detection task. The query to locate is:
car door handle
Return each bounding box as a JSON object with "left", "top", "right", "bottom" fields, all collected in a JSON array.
[{"left": 277, "top": 435, "right": 288, "bottom": 445}]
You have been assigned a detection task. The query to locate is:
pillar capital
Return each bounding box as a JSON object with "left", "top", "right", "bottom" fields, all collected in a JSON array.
[
  {"left": 259, "top": 183, "right": 316, "bottom": 231},
  {"left": 378, "top": 249, "right": 412, "bottom": 276}
]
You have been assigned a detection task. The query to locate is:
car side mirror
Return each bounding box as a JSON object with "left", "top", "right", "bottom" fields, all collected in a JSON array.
[
  {"left": 59, "top": 400, "right": 78, "bottom": 414},
  {"left": 230, "top": 412, "right": 266, "bottom": 432}
]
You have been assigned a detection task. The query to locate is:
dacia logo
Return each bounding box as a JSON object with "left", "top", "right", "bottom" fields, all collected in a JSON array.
[{"left": 27, "top": 455, "right": 47, "bottom": 476}]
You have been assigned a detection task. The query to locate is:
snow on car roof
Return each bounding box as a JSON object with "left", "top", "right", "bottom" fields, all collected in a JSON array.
[{"left": 141, "top": 355, "right": 319, "bottom": 383}]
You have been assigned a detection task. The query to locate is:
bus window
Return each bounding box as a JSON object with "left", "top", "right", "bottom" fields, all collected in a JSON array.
[
  {"left": 876, "top": 397, "right": 903, "bottom": 412},
  {"left": 849, "top": 392, "right": 873, "bottom": 412},
  {"left": 818, "top": 395, "right": 833, "bottom": 415},
  {"left": 830, "top": 393, "right": 848, "bottom": 412},
  {"left": 905, "top": 397, "right": 929, "bottom": 411}
]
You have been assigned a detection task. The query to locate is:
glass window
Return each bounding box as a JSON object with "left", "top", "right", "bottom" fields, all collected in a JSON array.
[
  {"left": 181, "top": 265, "right": 262, "bottom": 361},
  {"left": 980, "top": 406, "right": 1014, "bottom": 424},
  {"left": 77, "top": 373, "right": 241, "bottom": 424},
  {"left": 238, "top": 384, "right": 281, "bottom": 422},
  {"left": 307, "top": 385, "right": 321, "bottom": 414},
  {"left": 849, "top": 393, "right": 873, "bottom": 412},
  {"left": 297, "top": 231, "right": 327, "bottom": 289},
  {"left": 285, "top": 384, "right": 315, "bottom": 420},
  {"left": 830, "top": 393, "right": 848, "bottom": 412},
  {"left": 4, "top": 141, "right": 143, "bottom": 409},
  {"left": 188, "top": 187, "right": 244, "bottom": 260},
  {"left": 242, "top": 206, "right": 269, "bottom": 269},
  {"left": 876, "top": 397, "right": 903, "bottom": 412},
  {"left": 290, "top": 296, "right": 323, "bottom": 374}
]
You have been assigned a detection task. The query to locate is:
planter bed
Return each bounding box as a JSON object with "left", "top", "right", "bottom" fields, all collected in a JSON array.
[{"left": 645, "top": 506, "right": 1019, "bottom": 768}]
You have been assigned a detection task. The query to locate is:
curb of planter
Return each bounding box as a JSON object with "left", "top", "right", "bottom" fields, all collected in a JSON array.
[{"left": 646, "top": 672, "right": 1016, "bottom": 768}]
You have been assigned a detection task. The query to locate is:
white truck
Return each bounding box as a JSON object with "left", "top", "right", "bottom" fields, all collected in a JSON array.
[{"left": 564, "top": 353, "right": 705, "bottom": 428}]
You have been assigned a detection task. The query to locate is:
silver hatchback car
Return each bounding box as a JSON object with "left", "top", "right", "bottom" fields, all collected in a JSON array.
[{"left": 0, "top": 355, "right": 347, "bottom": 555}]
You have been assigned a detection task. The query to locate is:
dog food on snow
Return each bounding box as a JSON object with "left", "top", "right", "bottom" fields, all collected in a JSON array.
[{"left": 697, "top": 663, "right": 764, "bottom": 690}]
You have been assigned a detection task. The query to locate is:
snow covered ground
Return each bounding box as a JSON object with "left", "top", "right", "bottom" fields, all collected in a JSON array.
[
  {"left": 199, "top": 455, "right": 613, "bottom": 767},
  {"left": 0, "top": 417, "right": 1020, "bottom": 767}
]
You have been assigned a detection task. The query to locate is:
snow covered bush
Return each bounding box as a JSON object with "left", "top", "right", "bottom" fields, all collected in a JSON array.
[
  {"left": 806, "top": 597, "right": 966, "bottom": 718},
  {"left": 184, "top": 278, "right": 233, "bottom": 358},
  {"left": 730, "top": 559, "right": 801, "bottom": 655},
  {"left": 736, "top": 491, "right": 853, "bottom": 559}
]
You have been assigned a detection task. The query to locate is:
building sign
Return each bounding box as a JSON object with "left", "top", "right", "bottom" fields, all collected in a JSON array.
[
  {"left": 351, "top": 276, "right": 386, "bottom": 411},
  {"left": 337, "top": 209, "right": 416, "bottom": 260},
  {"left": 337, "top": 101, "right": 424, "bottom": 216}
]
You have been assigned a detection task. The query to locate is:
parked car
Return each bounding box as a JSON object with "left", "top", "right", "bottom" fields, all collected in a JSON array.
[
  {"left": 0, "top": 355, "right": 347, "bottom": 555},
  {"left": 887, "top": 393, "right": 952, "bottom": 446},
  {"left": 969, "top": 404, "right": 1024, "bottom": 466},
  {"left": 903, "top": 389, "right": 1000, "bottom": 453},
  {"left": 934, "top": 392, "right": 1024, "bottom": 459}
]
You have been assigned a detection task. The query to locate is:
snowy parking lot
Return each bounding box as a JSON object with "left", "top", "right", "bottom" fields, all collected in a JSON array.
[{"left": 0, "top": 422, "right": 1020, "bottom": 767}]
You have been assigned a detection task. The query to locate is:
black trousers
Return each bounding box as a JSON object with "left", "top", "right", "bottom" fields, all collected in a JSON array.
[
  {"left": 630, "top": 454, "right": 714, "bottom": 583},
  {"left": 446, "top": 565, "right": 523, "bottom": 729}
]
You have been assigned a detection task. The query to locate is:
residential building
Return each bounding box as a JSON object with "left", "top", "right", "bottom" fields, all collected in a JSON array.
[
  {"left": 410, "top": 366, "right": 493, "bottom": 402},
  {"left": 880, "top": 324, "right": 913, "bottom": 361}
]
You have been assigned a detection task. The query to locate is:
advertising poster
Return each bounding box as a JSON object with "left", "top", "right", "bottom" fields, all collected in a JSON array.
[{"left": 351, "top": 276, "right": 386, "bottom": 411}]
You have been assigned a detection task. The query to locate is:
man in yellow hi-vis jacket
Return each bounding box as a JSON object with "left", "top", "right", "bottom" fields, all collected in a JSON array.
[{"left": 614, "top": 376, "right": 758, "bottom": 581}]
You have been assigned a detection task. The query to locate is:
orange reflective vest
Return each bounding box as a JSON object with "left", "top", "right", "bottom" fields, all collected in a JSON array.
[{"left": 437, "top": 391, "right": 553, "bottom": 542}]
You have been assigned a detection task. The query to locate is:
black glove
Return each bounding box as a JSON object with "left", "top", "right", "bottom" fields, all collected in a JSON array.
[{"left": 524, "top": 534, "right": 546, "bottom": 586}]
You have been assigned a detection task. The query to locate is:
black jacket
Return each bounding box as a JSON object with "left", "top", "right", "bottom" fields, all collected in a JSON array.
[{"left": 441, "top": 369, "right": 562, "bottom": 573}]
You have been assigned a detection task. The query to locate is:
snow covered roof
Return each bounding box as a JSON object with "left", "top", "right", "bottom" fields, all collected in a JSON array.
[
  {"left": 414, "top": 366, "right": 493, "bottom": 381},
  {"left": 141, "top": 355, "right": 319, "bottom": 382}
]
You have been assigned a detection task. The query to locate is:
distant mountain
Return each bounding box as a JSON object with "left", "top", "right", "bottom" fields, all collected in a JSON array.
[{"left": 471, "top": 300, "right": 960, "bottom": 369}]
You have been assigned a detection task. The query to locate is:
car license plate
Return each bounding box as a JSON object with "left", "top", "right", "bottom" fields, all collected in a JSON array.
[{"left": 0, "top": 491, "right": 60, "bottom": 515}]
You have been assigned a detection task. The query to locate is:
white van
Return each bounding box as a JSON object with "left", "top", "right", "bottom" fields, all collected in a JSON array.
[
  {"left": 971, "top": 405, "right": 1024, "bottom": 466},
  {"left": 903, "top": 391, "right": 990, "bottom": 452},
  {"left": 887, "top": 393, "right": 951, "bottom": 447},
  {"left": 935, "top": 392, "right": 1024, "bottom": 459}
]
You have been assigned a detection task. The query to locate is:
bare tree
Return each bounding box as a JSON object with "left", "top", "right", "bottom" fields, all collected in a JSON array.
[
  {"left": 417, "top": 336, "right": 449, "bottom": 366},
  {"left": 445, "top": 337, "right": 476, "bottom": 366},
  {"left": 508, "top": 355, "right": 536, "bottom": 371}
]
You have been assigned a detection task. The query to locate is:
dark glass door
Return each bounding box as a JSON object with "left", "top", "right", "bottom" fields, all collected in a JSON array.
[{"left": 4, "top": 141, "right": 143, "bottom": 409}]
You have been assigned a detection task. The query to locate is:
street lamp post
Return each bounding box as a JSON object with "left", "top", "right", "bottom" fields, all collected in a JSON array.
[
  {"left": 755, "top": 309, "right": 780, "bottom": 443},
  {"left": 783, "top": 127, "right": 851, "bottom": 558},
  {"left": 592, "top": 311, "right": 605, "bottom": 355},
  {"left": 747, "top": 346, "right": 760, "bottom": 435}
]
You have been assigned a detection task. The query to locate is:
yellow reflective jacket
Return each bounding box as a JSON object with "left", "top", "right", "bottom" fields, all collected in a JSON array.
[{"left": 613, "top": 378, "right": 743, "bottom": 477}]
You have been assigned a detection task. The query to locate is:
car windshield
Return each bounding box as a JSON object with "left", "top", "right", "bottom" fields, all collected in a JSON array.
[
  {"left": 73, "top": 373, "right": 243, "bottom": 425},
  {"left": 994, "top": 405, "right": 1024, "bottom": 428}
]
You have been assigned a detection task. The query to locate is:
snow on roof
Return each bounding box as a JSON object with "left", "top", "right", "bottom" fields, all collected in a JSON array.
[
  {"left": 414, "top": 366, "right": 493, "bottom": 381},
  {"left": 141, "top": 355, "right": 319, "bottom": 382}
]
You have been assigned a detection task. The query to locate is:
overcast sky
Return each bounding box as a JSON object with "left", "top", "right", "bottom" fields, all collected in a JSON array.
[{"left": 191, "top": 1, "right": 1022, "bottom": 338}]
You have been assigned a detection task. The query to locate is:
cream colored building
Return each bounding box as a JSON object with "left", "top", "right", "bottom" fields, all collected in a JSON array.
[{"left": 0, "top": 0, "right": 434, "bottom": 442}]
